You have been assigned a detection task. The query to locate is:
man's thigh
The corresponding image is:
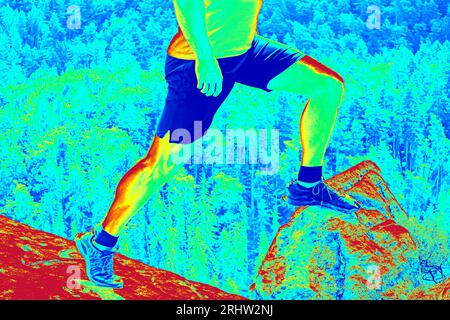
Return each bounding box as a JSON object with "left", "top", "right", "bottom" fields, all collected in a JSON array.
[
  {"left": 267, "top": 55, "right": 344, "bottom": 94},
  {"left": 235, "top": 35, "right": 343, "bottom": 96},
  {"left": 234, "top": 35, "right": 306, "bottom": 92}
]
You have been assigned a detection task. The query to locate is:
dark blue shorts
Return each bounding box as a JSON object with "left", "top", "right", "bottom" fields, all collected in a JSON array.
[{"left": 156, "top": 35, "right": 306, "bottom": 144}]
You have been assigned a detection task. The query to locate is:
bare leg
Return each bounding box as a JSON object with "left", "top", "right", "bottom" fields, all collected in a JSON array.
[
  {"left": 270, "top": 56, "right": 360, "bottom": 210},
  {"left": 267, "top": 56, "right": 345, "bottom": 166},
  {"left": 101, "top": 133, "right": 185, "bottom": 236}
]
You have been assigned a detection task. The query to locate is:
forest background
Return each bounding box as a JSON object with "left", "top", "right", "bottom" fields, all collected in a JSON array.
[{"left": 0, "top": 0, "right": 449, "bottom": 295}]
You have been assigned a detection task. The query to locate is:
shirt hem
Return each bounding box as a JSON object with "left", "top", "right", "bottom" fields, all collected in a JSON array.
[{"left": 167, "top": 47, "right": 252, "bottom": 61}]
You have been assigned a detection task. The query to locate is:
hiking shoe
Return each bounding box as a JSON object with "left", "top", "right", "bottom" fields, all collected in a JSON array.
[
  {"left": 75, "top": 231, "right": 124, "bottom": 289},
  {"left": 285, "top": 177, "right": 360, "bottom": 212}
]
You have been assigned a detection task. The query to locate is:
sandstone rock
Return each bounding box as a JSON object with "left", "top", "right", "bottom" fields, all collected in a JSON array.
[
  {"left": 249, "top": 161, "right": 449, "bottom": 300},
  {"left": 0, "top": 215, "right": 244, "bottom": 300}
]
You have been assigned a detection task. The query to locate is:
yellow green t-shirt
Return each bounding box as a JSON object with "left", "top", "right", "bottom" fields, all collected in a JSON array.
[{"left": 167, "top": 0, "right": 263, "bottom": 60}]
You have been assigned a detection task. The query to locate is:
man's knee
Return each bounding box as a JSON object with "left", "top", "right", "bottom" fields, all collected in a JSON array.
[
  {"left": 312, "top": 72, "right": 345, "bottom": 104},
  {"left": 140, "top": 135, "right": 183, "bottom": 174},
  {"left": 327, "top": 74, "right": 345, "bottom": 98},
  {"left": 300, "top": 56, "right": 345, "bottom": 101},
  {"left": 138, "top": 153, "right": 179, "bottom": 181}
]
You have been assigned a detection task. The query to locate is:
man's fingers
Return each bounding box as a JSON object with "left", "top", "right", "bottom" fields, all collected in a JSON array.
[
  {"left": 205, "top": 82, "right": 214, "bottom": 96},
  {"left": 198, "top": 77, "right": 223, "bottom": 97},
  {"left": 197, "top": 79, "right": 204, "bottom": 91},
  {"left": 201, "top": 79, "right": 215, "bottom": 97},
  {"left": 213, "top": 80, "right": 223, "bottom": 97},
  {"left": 201, "top": 82, "right": 210, "bottom": 95}
]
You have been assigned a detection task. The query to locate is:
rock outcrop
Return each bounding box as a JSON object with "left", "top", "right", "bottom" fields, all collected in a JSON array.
[
  {"left": 249, "top": 160, "right": 449, "bottom": 300},
  {"left": 1, "top": 160, "right": 448, "bottom": 300},
  {"left": 0, "top": 215, "right": 244, "bottom": 300}
]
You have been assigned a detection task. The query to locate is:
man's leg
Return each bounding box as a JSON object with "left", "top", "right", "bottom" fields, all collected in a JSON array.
[
  {"left": 267, "top": 56, "right": 344, "bottom": 170},
  {"left": 266, "top": 55, "right": 359, "bottom": 211},
  {"left": 75, "top": 132, "right": 186, "bottom": 288},
  {"left": 101, "top": 133, "right": 185, "bottom": 237}
]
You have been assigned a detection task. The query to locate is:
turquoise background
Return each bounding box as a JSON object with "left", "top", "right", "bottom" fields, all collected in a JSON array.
[{"left": 0, "top": 0, "right": 449, "bottom": 296}]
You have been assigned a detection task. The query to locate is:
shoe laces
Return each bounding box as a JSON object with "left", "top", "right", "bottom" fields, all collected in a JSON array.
[
  {"left": 91, "top": 248, "right": 114, "bottom": 276},
  {"left": 312, "top": 177, "right": 333, "bottom": 205}
]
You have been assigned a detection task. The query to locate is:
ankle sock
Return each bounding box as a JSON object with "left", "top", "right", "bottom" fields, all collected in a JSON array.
[
  {"left": 298, "top": 165, "right": 322, "bottom": 187},
  {"left": 297, "top": 180, "right": 321, "bottom": 188},
  {"left": 94, "top": 228, "right": 119, "bottom": 249}
]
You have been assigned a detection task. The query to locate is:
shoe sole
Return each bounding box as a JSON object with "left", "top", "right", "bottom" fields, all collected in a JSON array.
[
  {"left": 75, "top": 235, "right": 124, "bottom": 289},
  {"left": 285, "top": 195, "right": 360, "bottom": 214}
]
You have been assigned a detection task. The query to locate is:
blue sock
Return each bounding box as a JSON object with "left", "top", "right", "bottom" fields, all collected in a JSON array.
[
  {"left": 298, "top": 166, "right": 322, "bottom": 186},
  {"left": 94, "top": 228, "right": 119, "bottom": 248}
]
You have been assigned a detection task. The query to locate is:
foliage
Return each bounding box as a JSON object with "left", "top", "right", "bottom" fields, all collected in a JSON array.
[{"left": 0, "top": 0, "right": 449, "bottom": 296}]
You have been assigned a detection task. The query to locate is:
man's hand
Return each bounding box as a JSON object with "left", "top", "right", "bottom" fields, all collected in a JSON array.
[
  {"left": 173, "top": 0, "right": 221, "bottom": 96},
  {"left": 195, "top": 57, "right": 223, "bottom": 97}
]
